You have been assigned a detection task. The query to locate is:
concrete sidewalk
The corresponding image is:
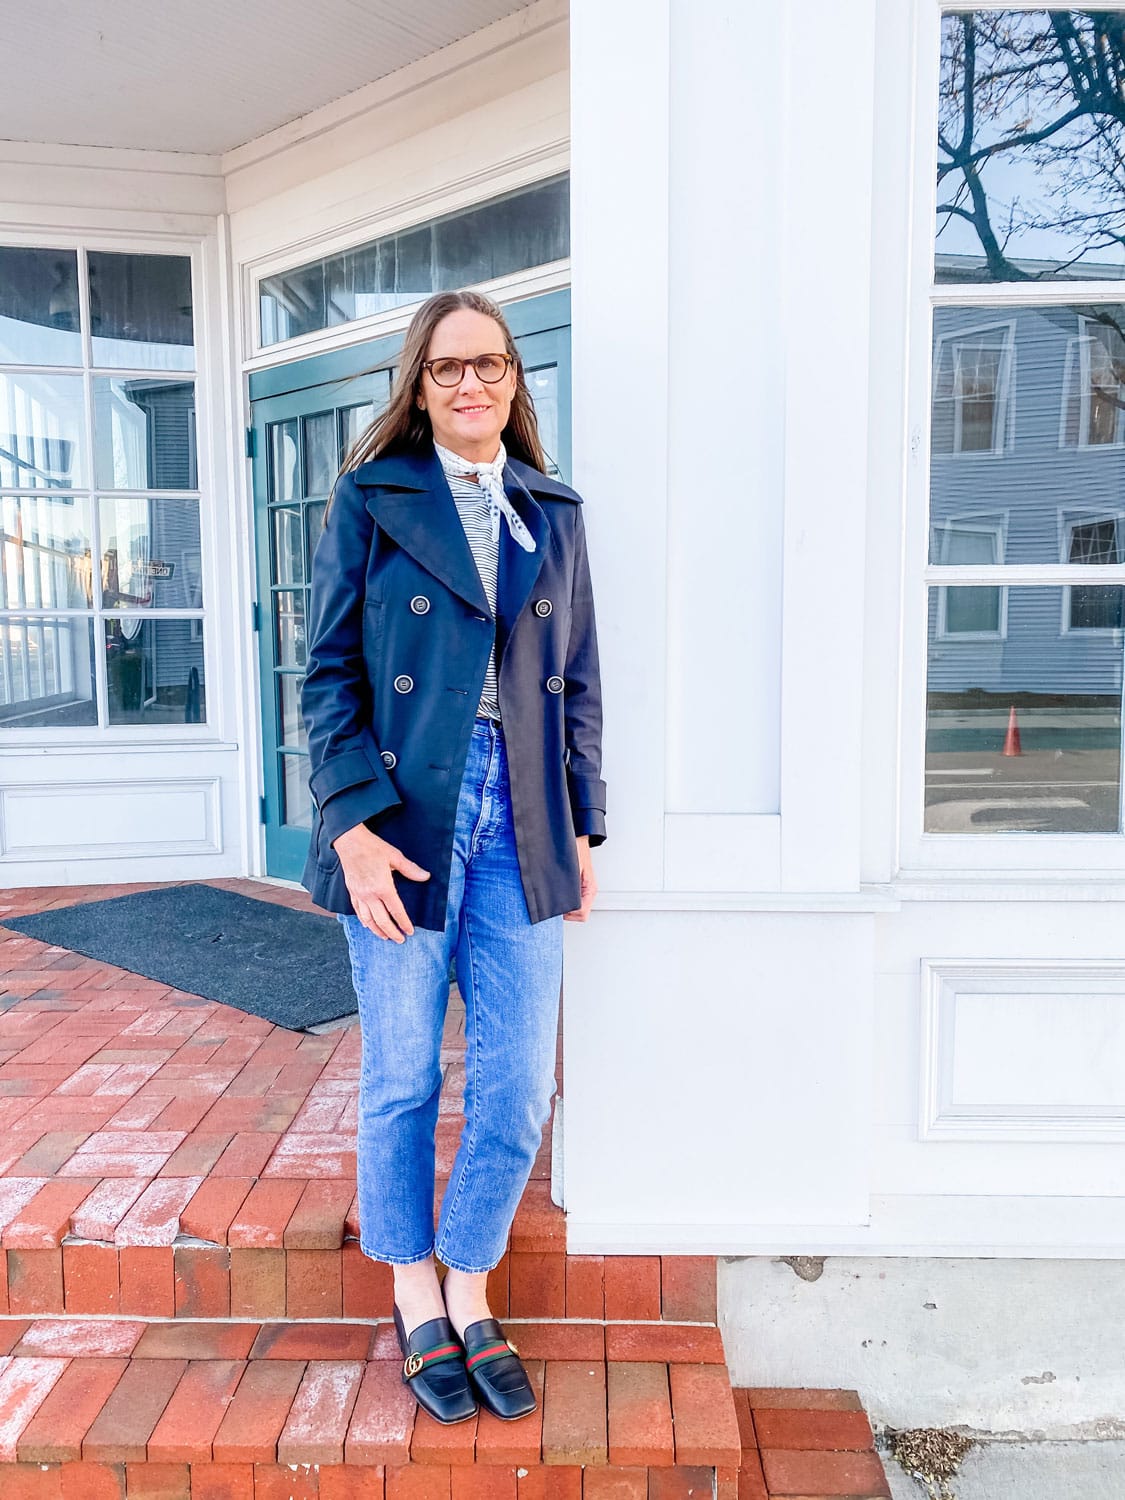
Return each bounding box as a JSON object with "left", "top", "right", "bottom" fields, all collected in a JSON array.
[{"left": 884, "top": 1437, "right": 1125, "bottom": 1500}]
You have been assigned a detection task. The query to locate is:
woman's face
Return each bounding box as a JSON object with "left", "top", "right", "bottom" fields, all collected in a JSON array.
[{"left": 417, "top": 308, "right": 518, "bottom": 463}]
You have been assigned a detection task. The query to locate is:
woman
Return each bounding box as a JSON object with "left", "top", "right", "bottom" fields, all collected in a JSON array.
[{"left": 300, "top": 289, "right": 606, "bottom": 1425}]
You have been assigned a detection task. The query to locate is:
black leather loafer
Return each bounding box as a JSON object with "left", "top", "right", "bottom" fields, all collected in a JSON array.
[
  {"left": 392, "top": 1304, "right": 477, "bottom": 1424},
  {"left": 458, "top": 1316, "right": 537, "bottom": 1420}
]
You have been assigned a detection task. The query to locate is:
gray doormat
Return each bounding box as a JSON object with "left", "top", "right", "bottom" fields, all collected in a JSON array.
[{"left": 4, "top": 883, "right": 356, "bottom": 1031}]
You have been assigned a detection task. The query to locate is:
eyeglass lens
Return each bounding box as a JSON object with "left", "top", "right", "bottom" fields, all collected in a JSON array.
[{"left": 428, "top": 354, "right": 509, "bottom": 386}]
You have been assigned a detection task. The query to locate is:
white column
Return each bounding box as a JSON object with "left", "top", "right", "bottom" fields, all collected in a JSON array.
[
  {"left": 564, "top": 0, "right": 877, "bottom": 1247},
  {"left": 569, "top": 0, "right": 670, "bottom": 895}
]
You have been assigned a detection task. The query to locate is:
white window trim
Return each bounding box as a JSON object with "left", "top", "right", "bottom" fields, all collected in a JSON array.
[
  {"left": 0, "top": 232, "right": 220, "bottom": 748},
  {"left": 933, "top": 513, "right": 1008, "bottom": 640},
  {"left": 897, "top": 0, "right": 1125, "bottom": 876}
]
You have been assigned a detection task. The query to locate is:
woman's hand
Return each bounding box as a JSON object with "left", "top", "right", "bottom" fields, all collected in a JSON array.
[
  {"left": 564, "top": 835, "right": 597, "bottom": 922},
  {"left": 332, "top": 823, "right": 430, "bottom": 942}
]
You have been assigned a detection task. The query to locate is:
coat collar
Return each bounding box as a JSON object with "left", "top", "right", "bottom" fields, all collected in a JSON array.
[{"left": 352, "top": 445, "right": 575, "bottom": 641}]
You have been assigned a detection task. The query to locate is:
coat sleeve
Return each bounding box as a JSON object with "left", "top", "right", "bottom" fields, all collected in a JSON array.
[
  {"left": 563, "top": 502, "right": 607, "bottom": 844},
  {"left": 301, "top": 469, "right": 403, "bottom": 848}
]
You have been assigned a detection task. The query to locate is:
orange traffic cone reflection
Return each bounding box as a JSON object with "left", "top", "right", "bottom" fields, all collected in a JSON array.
[{"left": 1002, "top": 704, "right": 1022, "bottom": 756}]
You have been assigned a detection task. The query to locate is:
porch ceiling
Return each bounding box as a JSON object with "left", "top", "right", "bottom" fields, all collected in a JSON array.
[{"left": 1, "top": 0, "right": 539, "bottom": 156}]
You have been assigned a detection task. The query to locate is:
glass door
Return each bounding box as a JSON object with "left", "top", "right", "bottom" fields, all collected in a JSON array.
[{"left": 249, "top": 289, "right": 571, "bottom": 880}]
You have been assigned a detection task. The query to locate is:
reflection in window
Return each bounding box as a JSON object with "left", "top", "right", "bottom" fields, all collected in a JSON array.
[
  {"left": 0, "top": 616, "right": 97, "bottom": 728},
  {"left": 1, "top": 496, "right": 92, "bottom": 608},
  {"left": 0, "top": 247, "right": 81, "bottom": 365},
  {"left": 0, "top": 238, "right": 204, "bottom": 731},
  {"left": 88, "top": 252, "right": 195, "bottom": 372},
  {"left": 0, "top": 372, "right": 86, "bottom": 489},
  {"left": 99, "top": 496, "right": 202, "bottom": 611},
  {"left": 937, "top": 12, "right": 1125, "bottom": 283},
  {"left": 932, "top": 326, "right": 1013, "bottom": 454},
  {"left": 1064, "top": 518, "right": 1125, "bottom": 629},
  {"left": 929, "top": 307, "right": 1125, "bottom": 565},
  {"left": 926, "top": 586, "right": 1122, "bottom": 833},
  {"left": 104, "top": 618, "right": 205, "bottom": 725},
  {"left": 93, "top": 378, "right": 197, "bottom": 490},
  {"left": 259, "top": 175, "right": 569, "bottom": 346},
  {"left": 936, "top": 518, "right": 1004, "bottom": 636},
  {"left": 1062, "top": 315, "right": 1125, "bottom": 447}
]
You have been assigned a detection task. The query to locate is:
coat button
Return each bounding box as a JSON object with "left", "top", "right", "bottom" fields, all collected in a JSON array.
[
  {"left": 394, "top": 674, "right": 414, "bottom": 693},
  {"left": 546, "top": 675, "right": 565, "bottom": 694},
  {"left": 381, "top": 750, "right": 397, "bottom": 769},
  {"left": 534, "top": 598, "right": 553, "bottom": 617},
  {"left": 410, "top": 595, "right": 431, "bottom": 614}
]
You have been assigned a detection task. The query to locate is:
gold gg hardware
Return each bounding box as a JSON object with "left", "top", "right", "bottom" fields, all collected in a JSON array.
[
  {"left": 506, "top": 1339, "right": 519, "bottom": 1354},
  {"left": 404, "top": 1351, "right": 424, "bottom": 1377}
]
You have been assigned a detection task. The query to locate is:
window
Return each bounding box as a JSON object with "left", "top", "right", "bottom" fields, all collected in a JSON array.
[
  {"left": 919, "top": 12, "right": 1125, "bottom": 845},
  {"left": 258, "top": 174, "right": 570, "bottom": 348},
  {"left": 935, "top": 517, "right": 1006, "bottom": 638},
  {"left": 1061, "top": 316, "right": 1125, "bottom": 448},
  {"left": 932, "top": 325, "right": 1014, "bottom": 454},
  {"left": 0, "top": 245, "right": 204, "bottom": 731}
]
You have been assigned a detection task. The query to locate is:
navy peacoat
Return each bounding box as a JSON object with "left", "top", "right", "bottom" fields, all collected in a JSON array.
[{"left": 299, "top": 442, "right": 606, "bottom": 931}]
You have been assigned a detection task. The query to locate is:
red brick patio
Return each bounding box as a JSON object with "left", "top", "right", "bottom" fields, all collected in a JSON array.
[{"left": 0, "top": 879, "right": 891, "bottom": 1499}]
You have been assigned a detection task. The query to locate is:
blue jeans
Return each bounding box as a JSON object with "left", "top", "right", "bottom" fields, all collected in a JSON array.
[{"left": 338, "top": 716, "right": 564, "bottom": 1273}]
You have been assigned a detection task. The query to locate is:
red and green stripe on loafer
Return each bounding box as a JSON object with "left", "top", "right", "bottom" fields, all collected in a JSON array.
[
  {"left": 392, "top": 1304, "right": 478, "bottom": 1425},
  {"left": 458, "top": 1315, "right": 537, "bottom": 1420}
]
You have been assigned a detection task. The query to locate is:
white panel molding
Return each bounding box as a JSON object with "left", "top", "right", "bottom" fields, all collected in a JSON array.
[
  {"left": 663, "top": 814, "right": 781, "bottom": 891},
  {"left": 0, "top": 779, "right": 222, "bottom": 861},
  {"left": 921, "top": 958, "right": 1125, "bottom": 1143}
]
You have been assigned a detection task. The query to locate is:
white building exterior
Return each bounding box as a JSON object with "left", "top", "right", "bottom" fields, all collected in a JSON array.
[{"left": 3, "top": 0, "right": 1125, "bottom": 1425}]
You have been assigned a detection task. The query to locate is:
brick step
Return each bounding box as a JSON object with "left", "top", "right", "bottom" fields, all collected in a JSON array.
[
  {"left": 0, "top": 1313, "right": 755, "bottom": 1499},
  {"left": 3, "top": 1226, "right": 717, "bottom": 1327}
]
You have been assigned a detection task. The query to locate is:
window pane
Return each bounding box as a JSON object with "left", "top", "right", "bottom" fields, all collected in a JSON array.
[
  {"left": 278, "top": 674, "right": 306, "bottom": 750},
  {"left": 527, "top": 364, "right": 561, "bottom": 476},
  {"left": 88, "top": 252, "right": 194, "bottom": 371},
  {"left": 303, "top": 411, "right": 336, "bottom": 496},
  {"left": 93, "top": 377, "right": 197, "bottom": 489},
  {"left": 937, "top": 12, "right": 1125, "bottom": 283},
  {"left": 99, "top": 497, "right": 202, "bottom": 610},
  {"left": 259, "top": 175, "right": 569, "bottom": 345},
  {"left": 275, "top": 591, "right": 306, "bottom": 668},
  {"left": 0, "top": 372, "right": 86, "bottom": 489},
  {"left": 925, "top": 585, "right": 1122, "bottom": 832},
  {"left": 272, "top": 506, "right": 304, "bottom": 587},
  {"left": 281, "top": 750, "right": 311, "bottom": 828},
  {"left": 1, "top": 495, "right": 92, "bottom": 608},
  {"left": 0, "top": 615, "right": 96, "bottom": 728},
  {"left": 104, "top": 618, "right": 205, "bottom": 724},
  {"left": 269, "top": 419, "right": 298, "bottom": 503},
  {"left": 0, "top": 247, "right": 81, "bottom": 365},
  {"left": 930, "top": 305, "right": 1125, "bottom": 562}
]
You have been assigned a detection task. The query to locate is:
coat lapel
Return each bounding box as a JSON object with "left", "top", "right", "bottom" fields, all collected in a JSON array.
[
  {"left": 357, "top": 446, "right": 492, "bottom": 618},
  {"left": 495, "top": 466, "right": 550, "bottom": 664}
]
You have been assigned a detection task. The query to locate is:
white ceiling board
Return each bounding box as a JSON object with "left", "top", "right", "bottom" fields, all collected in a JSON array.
[{"left": 0, "top": 0, "right": 539, "bottom": 155}]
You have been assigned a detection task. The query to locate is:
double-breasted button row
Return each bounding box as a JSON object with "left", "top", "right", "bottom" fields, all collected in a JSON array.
[
  {"left": 394, "top": 674, "right": 414, "bottom": 693},
  {"left": 409, "top": 595, "right": 430, "bottom": 614},
  {"left": 546, "top": 675, "right": 565, "bottom": 694},
  {"left": 381, "top": 750, "right": 397, "bottom": 769},
  {"left": 534, "top": 597, "right": 553, "bottom": 617}
]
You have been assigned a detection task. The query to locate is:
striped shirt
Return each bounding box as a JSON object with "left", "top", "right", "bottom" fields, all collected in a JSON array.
[{"left": 440, "top": 462, "right": 503, "bottom": 721}]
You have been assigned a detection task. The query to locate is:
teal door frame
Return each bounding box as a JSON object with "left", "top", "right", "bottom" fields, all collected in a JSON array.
[{"left": 249, "top": 288, "right": 571, "bottom": 880}]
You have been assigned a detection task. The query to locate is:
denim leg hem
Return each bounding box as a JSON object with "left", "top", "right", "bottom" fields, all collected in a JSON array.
[
  {"left": 360, "top": 1239, "right": 436, "bottom": 1266},
  {"left": 435, "top": 1249, "right": 504, "bottom": 1274}
]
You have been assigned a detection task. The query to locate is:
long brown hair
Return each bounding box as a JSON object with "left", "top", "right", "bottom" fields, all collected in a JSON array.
[{"left": 339, "top": 290, "right": 548, "bottom": 478}]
